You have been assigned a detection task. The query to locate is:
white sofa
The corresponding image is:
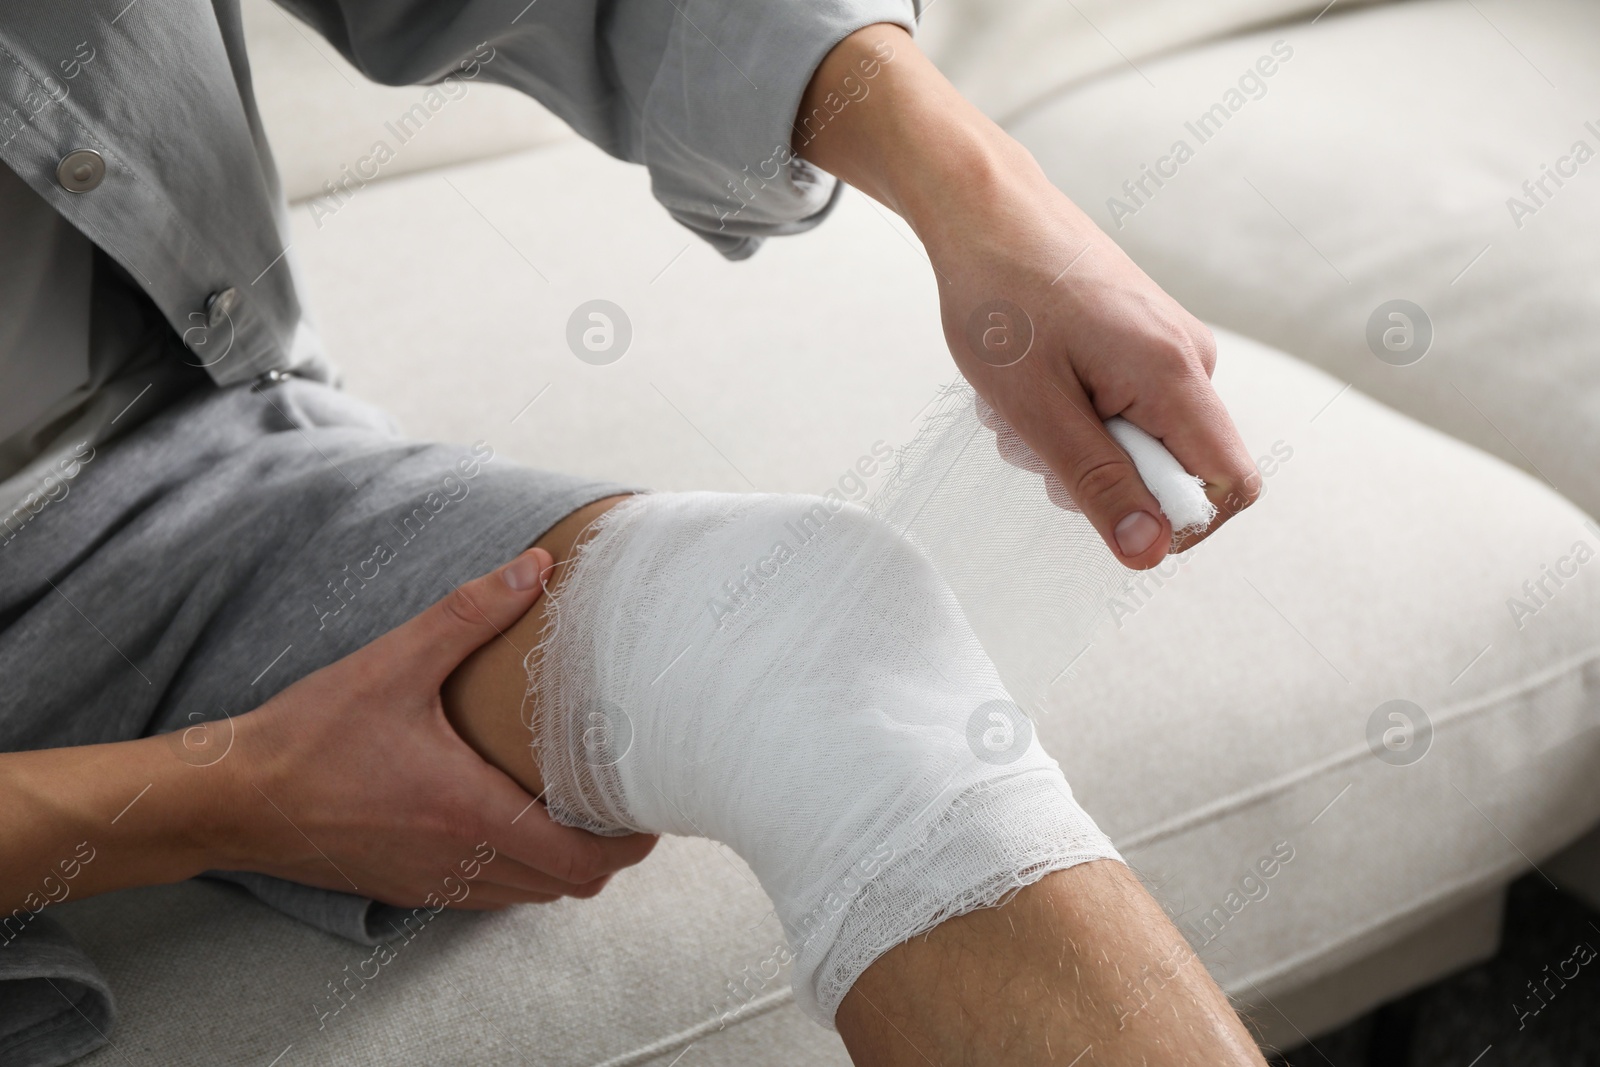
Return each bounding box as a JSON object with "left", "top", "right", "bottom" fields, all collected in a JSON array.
[{"left": 63, "top": 1, "right": 1600, "bottom": 1062}]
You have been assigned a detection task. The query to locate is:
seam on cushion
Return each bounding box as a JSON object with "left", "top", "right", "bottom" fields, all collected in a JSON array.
[
  {"left": 1120, "top": 641, "right": 1600, "bottom": 852},
  {"left": 588, "top": 989, "right": 793, "bottom": 1067},
  {"left": 993, "top": 0, "right": 1393, "bottom": 131},
  {"left": 1222, "top": 848, "right": 1530, "bottom": 1003}
]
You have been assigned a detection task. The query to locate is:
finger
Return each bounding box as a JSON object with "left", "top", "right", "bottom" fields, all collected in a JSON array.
[
  {"left": 1006, "top": 370, "right": 1171, "bottom": 570},
  {"left": 492, "top": 798, "right": 659, "bottom": 887},
  {"left": 1125, "top": 368, "right": 1262, "bottom": 533},
  {"left": 467, "top": 855, "right": 619, "bottom": 900},
  {"left": 383, "top": 547, "right": 556, "bottom": 688},
  {"left": 443, "top": 884, "right": 561, "bottom": 910},
  {"left": 465, "top": 761, "right": 660, "bottom": 886}
]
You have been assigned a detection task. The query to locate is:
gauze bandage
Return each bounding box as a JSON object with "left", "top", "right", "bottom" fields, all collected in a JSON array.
[{"left": 530, "top": 383, "right": 1206, "bottom": 1026}]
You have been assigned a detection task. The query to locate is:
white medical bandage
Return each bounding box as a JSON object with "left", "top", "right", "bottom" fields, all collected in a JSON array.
[
  {"left": 530, "top": 489, "right": 1120, "bottom": 1024},
  {"left": 529, "top": 383, "right": 1203, "bottom": 1026}
]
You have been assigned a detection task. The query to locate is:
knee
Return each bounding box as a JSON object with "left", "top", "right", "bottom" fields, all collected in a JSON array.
[
  {"left": 697, "top": 493, "right": 942, "bottom": 636},
  {"left": 529, "top": 490, "right": 990, "bottom": 822}
]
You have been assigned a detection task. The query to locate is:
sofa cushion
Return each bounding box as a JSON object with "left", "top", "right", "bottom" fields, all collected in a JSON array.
[
  {"left": 916, "top": 0, "right": 1393, "bottom": 124},
  {"left": 62, "top": 138, "right": 1600, "bottom": 1062},
  {"left": 240, "top": 0, "right": 1382, "bottom": 207},
  {"left": 1061, "top": 329, "right": 1600, "bottom": 1018},
  {"left": 1010, "top": 0, "right": 1600, "bottom": 520}
]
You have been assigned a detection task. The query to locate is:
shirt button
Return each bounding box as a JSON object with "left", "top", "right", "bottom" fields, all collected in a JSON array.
[
  {"left": 205, "top": 287, "right": 239, "bottom": 328},
  {"left": 56, "top": 149, "right": 105, "bottom": 192}
]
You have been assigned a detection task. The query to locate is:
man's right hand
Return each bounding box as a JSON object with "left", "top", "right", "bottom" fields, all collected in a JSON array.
[
  {"left": 211, "top": 546, "right": 657, "bottom": 909},
  {"left": 0, "top": 547, "right": 655, "bottom": 921}
]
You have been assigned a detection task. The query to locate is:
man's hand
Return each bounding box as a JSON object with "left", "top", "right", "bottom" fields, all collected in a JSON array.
[
  {"left": 213, "top": 547, "right": 657, "bottom": 909},
  {"left": 797, "top": 25, "right": 1261, "bottom": 569},
  {"left": 0, "top": 548, "right": 654, "bottom": 920}
]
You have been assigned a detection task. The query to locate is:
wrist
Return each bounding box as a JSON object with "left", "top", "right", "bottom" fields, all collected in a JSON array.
[
  {"left": 188, "top": 709, "right": 275, "bottom": 872},
  {"left": 796, "top": 25, "right": 1053, "bottom": 256},
  {"left": 897, "top": 129, "right": 1050, "bottom": 256},
  {"left": 124, "top": 733, "right": 235, "bottom": 879},
  {"left": 0, "top": 734, "right": 227, "bottom": 913}
]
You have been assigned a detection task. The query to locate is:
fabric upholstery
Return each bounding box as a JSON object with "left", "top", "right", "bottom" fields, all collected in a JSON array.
[
  {"left": 240, "top": 0, "right": 574, "bottom": 203},
  {"left": 914, "top": 0, "right": 1395, "bottom": 123}
]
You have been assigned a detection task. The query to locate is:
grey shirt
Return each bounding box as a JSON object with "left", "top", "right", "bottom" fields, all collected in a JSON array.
[
  {"left": 0, "top": 161, "right": 93, "bottom": 452},
  {"left": 0, "top": 0, "right": 915, "bottom": 390},
  {"left": 0, "top": 1, "right": 919, "bottom": 1063},
  {"left": 0, "top": 0, "right": 916, "bottom": 509},
  {"left": 0, "top": 161, "right": 198, "bottom": 528}
]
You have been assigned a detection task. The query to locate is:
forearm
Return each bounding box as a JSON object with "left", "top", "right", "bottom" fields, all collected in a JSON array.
[
  {"left": 797, "top": 24, "right": 1258, "bottom": 568},
  {"left": 0, "top": 736, "right": 224, "bottom": 919}
]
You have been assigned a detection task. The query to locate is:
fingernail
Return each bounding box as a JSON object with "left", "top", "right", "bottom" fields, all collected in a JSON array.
[
  {"left": 1114, "top": 511, "right": 1161, "bottom": 557},
  {"left": 503, "top": 550, "right": 546, "bottom": 591}
]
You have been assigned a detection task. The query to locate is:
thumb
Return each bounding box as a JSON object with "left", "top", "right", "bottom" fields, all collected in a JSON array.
[
  {"left": 387, "top": 547, "right": 555, "bottom": 687},
  {"left": 1003, "top": 375, "right": 1171, "bottom": 569}
]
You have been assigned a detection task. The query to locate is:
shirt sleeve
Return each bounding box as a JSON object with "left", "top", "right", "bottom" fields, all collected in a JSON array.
[
  {"left": 0, "top": 915, "right": 114, "bottom": 1067},
  {"left": 274, "top": 0, "right": 921, "bottom": 258}
]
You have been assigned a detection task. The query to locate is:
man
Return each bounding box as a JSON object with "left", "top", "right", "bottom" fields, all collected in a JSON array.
[{"left": 0, "top": 3, "right": 1263, "bottom": 1064}]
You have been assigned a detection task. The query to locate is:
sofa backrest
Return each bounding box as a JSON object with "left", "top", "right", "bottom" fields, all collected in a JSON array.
[{"left": 917, "top": 0, "right": 1396, "bottom": 124}]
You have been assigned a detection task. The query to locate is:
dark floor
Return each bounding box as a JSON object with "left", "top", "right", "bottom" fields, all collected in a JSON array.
[{"left": 1268, "top": 876, "right": 1600, "bottom": 1067}]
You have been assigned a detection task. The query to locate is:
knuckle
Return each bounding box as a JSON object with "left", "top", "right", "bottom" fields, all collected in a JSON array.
[
  {"left": 555, "top": 838, "right": 605, "bottom": 885},
  {"left": 1221, "top": 470, "right": 1264, "bottom": 515},
  {"left": 1073, "top": 458, "right": 1138, "bottom": 512},
  {"left": 548, "top": 850, "right": 577, "bottom": 885},
  {"left": 1187, "top": 325, "right": 1219, "bottom": 375},
  {"left": 441, "top": 583, "right": 486, "bottom": 629},
  {"left": 1143, "top": 323, "right": 1213, "bottom": 380},
  {"left": 411, "top": 794, "right": 456, "bottom": 840}
]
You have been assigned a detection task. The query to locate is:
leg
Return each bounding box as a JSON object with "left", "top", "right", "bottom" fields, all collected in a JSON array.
[
  {"left": 443, "top": 492, "right": 1264, "bottom": 1067},
  {"left": 837, "top": 861, "right": 1266, "bottom": 1066},
  {"left": 443, "top": 492, "right": 632, "bottom": 798}
]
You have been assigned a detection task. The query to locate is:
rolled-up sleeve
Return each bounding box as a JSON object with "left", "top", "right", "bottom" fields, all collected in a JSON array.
[{"left": 278, "top": 0, "right": 920, "bottom": 258}]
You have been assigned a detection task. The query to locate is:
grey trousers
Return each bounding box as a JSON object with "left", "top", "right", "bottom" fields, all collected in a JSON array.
[{"left": 0, "top": 374, "right": 634, "bottom": 1066}]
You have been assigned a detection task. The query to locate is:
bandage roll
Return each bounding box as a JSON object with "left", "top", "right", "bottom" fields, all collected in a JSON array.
[{"left": 974, "top": 392, "right": 1217, "bottom": 536}]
